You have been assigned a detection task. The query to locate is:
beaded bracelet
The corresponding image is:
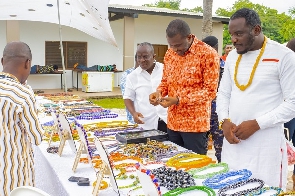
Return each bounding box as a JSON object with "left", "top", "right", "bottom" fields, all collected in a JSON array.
[
  {"left": 203, "top": 169, "right": 252, "bottom": 189},
  {"left": 246, "top": 186, "right": 283, "bottom": 196},
  {"left": 218, "top": 178, "right": 264, "bottom": 196},
  {"left": 278, "top": 192, "right": 295, "bottom": 196},
  {"left": 187, "top": 162, "right": 229, "bottom": 179},
  {"left": 163, "top": 186, "right": 216, "bottom": 196}
]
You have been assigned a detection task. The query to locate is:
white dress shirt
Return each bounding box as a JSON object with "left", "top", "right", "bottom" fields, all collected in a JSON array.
[
  {"left": 123, "top": 62, "right": 168, "bottom": 130},
  {"left": 216, "top": 38, "right": 295, "bottom": 189}
]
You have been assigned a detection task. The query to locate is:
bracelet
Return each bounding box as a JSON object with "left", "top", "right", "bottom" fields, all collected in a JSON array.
[
  {"left": 203, "top": 169, "right": 252, "bottom": 189},
  {"left": 163, "top": 186, "right": 216, "bottom": 196},
  {"left": 219, "top": 118, "right": 231, "bottom": 130},
  {"left": 218, "top": 178, "right": 264, "bottom": 196},
  {"left": 278, "top": 192, "right": 295, "bottom": 196},
  {"left": 247, "top": 186, "right": 283, "bottom": 196},
  {"left": 187, "top": 162, "right": 229, "bottom": 179}
]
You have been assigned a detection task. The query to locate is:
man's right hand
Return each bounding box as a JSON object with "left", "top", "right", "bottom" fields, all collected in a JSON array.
[
  {"left": 222, "top": 120, "right": 240, "bottom": 144},
  {"left": 132, "top": 112, "right": 145, "bottom": 124},
  {"left": 149, "top": 91, "right": 162, "bottom": 106}
]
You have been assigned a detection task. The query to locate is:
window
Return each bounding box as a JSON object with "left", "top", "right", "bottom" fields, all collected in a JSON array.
[{"left": 45, "top": 41, "right": 87, "bottom": 69}]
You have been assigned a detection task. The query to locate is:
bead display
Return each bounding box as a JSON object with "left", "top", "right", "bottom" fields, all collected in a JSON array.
[
  {"left": 163, "top": 185, "right": 216, "bottom": 196},
  {"left": 187, "top": 162, "right": 229, "bottom": 179},
  {"left": 152, "top": 166, "right": 195, "bottom": 190},
  {"left": 203, "top": 169, "right": 252, "bottom": 189},
  {"left": 218, "top": 178, "right": 264, "bottom": 196},
  {"left": 247, "top": 186, "right": 283, "bottom": 196}
]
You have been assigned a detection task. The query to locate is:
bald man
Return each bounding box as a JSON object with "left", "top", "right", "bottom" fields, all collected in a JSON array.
[{"left": 0, "top": 42, "right": 43, "bottom": 195}]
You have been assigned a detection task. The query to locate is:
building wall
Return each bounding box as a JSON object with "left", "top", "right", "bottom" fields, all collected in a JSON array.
[{"left": 0, "top": 16, "right": 224, "bottom": 89}]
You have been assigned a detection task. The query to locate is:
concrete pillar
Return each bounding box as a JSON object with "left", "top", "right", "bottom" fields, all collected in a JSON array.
[
  {"left": 123, "top": 16, "right": 135, "bottom": 70},
  {"left": 6, "top": 20, "right": 20, "bottom": 43}
]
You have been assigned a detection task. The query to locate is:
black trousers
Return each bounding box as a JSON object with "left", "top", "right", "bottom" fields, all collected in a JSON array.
[
  {"left": 157, "top": 118, "right": 167, "bottom": 133},
  {"left": 167, "top": 128, "right": 208, "bottom": 155}
]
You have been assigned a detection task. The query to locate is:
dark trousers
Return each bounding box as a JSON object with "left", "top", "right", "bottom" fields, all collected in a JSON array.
[
  {"left": 209, "top": 100, "right": 224, "bottom": 162},
  {"left": 285, "top": 118, "right": 295, "bottom": 174},
  {"left": 157, "top": 119, "right": 167, "bottom": 133},
  {"left": 167, "top": 128, "right": 208, "bottom": 155}
]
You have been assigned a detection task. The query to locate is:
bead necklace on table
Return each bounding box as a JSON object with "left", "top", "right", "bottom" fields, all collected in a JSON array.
[
  {"left": 163, "top": 185, "right": 216, "bottom": 196},
  {"left": 218, "top": 178, "right": 264, "bottom": 196},
  {"left": 246, "top": 186, "right": 283, "bottom": 196},
  {"left": 278, "top": 192, "right": 295, "bottom": 196},
  {"left": 75, "top": 113, "right": 118, "bottom": 120},
  {"left": 187, "top": 162, "right": 229, "bottom": 179},
  {"left": 203, "top": 169, "right": 252, "bottom": 189},
  {"left": 152, "top": 166, "right": 195, "bottom": 190},
  {"left": 135, "top": 163, "right": 161, "bottom": 196},
  {"left": 155, "top": 150, "right": 194, "bottom": 162},
  {"left": 166, "top": 153, "right": 213, "bottom": 170}
]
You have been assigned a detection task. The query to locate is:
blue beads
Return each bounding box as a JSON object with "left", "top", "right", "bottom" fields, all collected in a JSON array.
[{"left": 203, "top": 169, "right": 252, "bottom": 189}]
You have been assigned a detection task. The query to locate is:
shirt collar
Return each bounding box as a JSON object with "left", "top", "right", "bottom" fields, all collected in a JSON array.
[
  {"left": 0, "top": 72, "right": 20, "bottom": 83},
  {"left": 185, "top": 35, "right": 199, "bottom": 55}
]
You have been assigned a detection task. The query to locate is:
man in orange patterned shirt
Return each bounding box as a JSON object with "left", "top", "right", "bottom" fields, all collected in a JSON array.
[{"left": 149, "top": 19, "right": 220, "bottom": 154}]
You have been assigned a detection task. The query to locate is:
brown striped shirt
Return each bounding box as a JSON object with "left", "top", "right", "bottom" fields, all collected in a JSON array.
[{"left": 0, "top": 72, "right": 43, "bottom": 196}]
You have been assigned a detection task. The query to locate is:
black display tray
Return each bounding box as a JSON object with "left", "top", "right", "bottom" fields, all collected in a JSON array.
[{"left": 116, "top": 129, "right": 168, "bottom": 144}]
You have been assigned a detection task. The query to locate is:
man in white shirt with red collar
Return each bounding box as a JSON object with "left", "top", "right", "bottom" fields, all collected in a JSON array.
[{"left": 123, "top": 42, "right": 167, "bottom": 132}]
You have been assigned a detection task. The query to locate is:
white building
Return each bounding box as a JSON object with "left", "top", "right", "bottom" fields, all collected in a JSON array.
[{"left": 0, "top": 5, "right": 229, "bottom": 89}]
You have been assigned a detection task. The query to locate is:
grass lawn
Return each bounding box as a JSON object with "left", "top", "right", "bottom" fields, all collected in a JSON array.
[{"left": 88, "top": 98, "right": 125, "bottom": 109}]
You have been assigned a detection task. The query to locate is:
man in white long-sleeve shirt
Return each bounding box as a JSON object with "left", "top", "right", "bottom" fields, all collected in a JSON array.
[
  {"left": 217, "top": 8, "right": 295, "bottom": 189},
  {"left": 123, "top": 42, "right": 167, "bottom": 132}
]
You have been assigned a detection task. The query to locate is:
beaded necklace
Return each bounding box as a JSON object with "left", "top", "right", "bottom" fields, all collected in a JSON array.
[
  {"left": 234, "top": 35, "right": 267, "bottom": 91},
  {"left": 278, "top": 192, "right": 295, "bottom": 196},
  {"left": 218, "top": 178, "right": 264, "bottom": 196},
  {"left": 203, "top": 169, "right": 252, "bottom": 189},
  {"left": 135, "top": 164, "right": 161, "bottom": 196},
  {"left": 152, "top": 166, "right": 195, "bottom": 190},
  {"left": 187, "top": 162, "right": 229, "bottom": 179},
  {"left": 247, "top": 186, "right": 283, "bottom": 196},
  {"left": 163, "top": 186, "right": 216, "bottom": 196},
  {"left": 166, "top": 153, "right": 213, "bottom": 170}
]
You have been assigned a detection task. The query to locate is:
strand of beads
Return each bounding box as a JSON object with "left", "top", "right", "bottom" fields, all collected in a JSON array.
[
  {"left": 166, "top": 153, "right": 213, "bottom": 170},
  {"left": 203, "top": 169, "right": 252, "bottom": 189},
  {"left": 187, "top": 162, "right": 229, "bottom": 179},
  {"left": 155, "top": 150, "right": 194, "bottom": 162},
  {"left": 246, "top": 186, "right": 283, "bottom": 196},
  {"left": 163, "top": 186, "right": 216, "bottom": 196},
  {"left": 218, "top": 178, "right": 264, "bottom": 196},
  {"left": 152, "top": 166, "right": 195, "bottom": 190},
  {"left": 75, "top": 113, "right": 118, "bottom": 120},
  {"left": 278, "top": 192, "right": 295, "bottom": 196},
  {"left": 135, "top": 163, "right": 161, "bottom": 196}
]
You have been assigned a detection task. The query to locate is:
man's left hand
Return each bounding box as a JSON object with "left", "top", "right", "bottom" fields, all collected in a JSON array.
[
  {"left": 159, "top": 97, "right": 178, "bottom": 108},
  {"left": 233, "top": 120, "right": 260, "bottom": 140}
]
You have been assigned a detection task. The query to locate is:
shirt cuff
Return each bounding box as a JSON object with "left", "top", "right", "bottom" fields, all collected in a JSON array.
[{"left": 256, "top": 113, "right": 274, "bottom": 130}]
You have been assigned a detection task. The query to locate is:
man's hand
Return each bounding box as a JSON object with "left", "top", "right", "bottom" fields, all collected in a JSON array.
[
  {"left": 132, "top": 112, "right": 145, "bottom": 124},
  {"left": 222, "top": 120, "right": 240, "bottom": 144},
  {"left": 158, "top": 97, "right": 178, "bottom": 108},
  {"left": 233, "top": 120, "right": 260, "bottom": 140},
  {"left": 149, "top": 91, "right": 162, "bottom": 106}
]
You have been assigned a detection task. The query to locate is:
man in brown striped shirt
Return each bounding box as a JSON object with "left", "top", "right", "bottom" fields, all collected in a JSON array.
[{"left": 0, "top": 42, "right": 43, "bottom": 195}]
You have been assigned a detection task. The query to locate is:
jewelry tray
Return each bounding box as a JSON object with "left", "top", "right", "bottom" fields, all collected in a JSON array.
[{"left": 115, "top": 129, "right": 168, "bottom": 144}]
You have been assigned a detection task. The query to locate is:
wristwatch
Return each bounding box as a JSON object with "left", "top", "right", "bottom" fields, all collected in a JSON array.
[{"left": 218, "top": 118, "right": 230, "bottom": 130}]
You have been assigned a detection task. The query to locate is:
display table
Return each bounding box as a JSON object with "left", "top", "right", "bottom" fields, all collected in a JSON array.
[
  {"left": 30, "top": 71, "right": 64, "bottom": 89},
  {"left": 34, "top": 142, "right": 119, "bottom": 196}
]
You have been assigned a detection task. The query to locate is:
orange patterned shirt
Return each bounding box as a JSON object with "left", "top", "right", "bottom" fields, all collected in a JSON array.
[{"left": 157, "top": 36, "right": 220, "bottom": 132}]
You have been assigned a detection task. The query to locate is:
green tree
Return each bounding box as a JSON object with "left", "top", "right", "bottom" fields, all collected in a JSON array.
[
  {"left": 215, "top": 0, "right": 295, "bottom": 45},
  {"left": 182, "top": 6, "right": 203, "bottom": 13},
  {"left": 143, "top": 0, "right": 181, "bottom": 10}
]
